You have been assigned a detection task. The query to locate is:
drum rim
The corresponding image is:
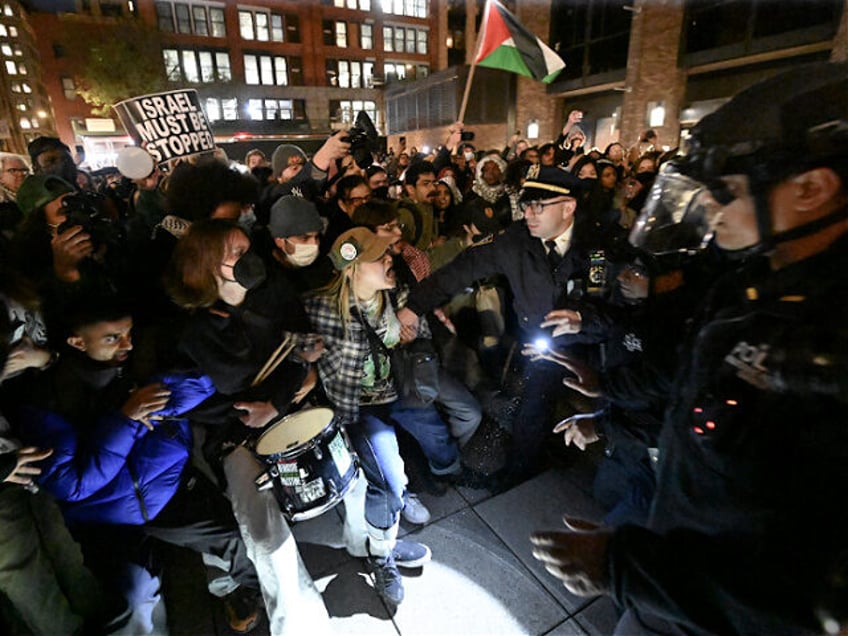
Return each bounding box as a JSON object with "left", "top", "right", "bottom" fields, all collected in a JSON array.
[{"left": 255, "top": 406, "right": 336, "bottom": 458}]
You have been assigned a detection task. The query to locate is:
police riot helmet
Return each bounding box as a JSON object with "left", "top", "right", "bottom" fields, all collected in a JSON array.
[{"left": 630, "top": 61, "right": 848, "bottom": 256}]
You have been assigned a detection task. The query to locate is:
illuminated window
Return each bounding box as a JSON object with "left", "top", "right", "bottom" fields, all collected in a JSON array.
[
  {"left": 222, "top": 98, "right": 238, "bottom": 120},
  {"left": 244, "top": 54, "right": 292, "bottom": 86},
  {"left": 360, "top": 23, "right": 373, "bottom": 49},
  {"left": 62, "top": 76, "right": 77, "bottom": 100}
]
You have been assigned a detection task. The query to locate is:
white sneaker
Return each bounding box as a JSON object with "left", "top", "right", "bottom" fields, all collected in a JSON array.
[{"left": 401, "top": 492, "right": 431, "bottom": 525}]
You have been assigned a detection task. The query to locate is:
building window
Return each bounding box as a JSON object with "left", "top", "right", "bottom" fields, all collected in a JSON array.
[
  {"left": 244, "top": 53, "right": 298, "bottom": 86},
  {"left": 383, "top": 25, "right": 427, "bottom": 54},
  {"left": 52, "top": 44, "right": 65, "bottom": 58},
  {"left": 5, "top": 60, "right": 16, "bottom": 75},
  {"left": 416, "top": 29, "right": 427, "bottom": 54},
  {"left": 239, "top": 7, "right": 296, "bottom": 42},
  {"left": 330, "top": 99, "right": 378, "bottom": 127},
  {"left": 326, "top": 59, "right": 373, "bottom": 88},
  {"left": 8, "top": 25, "right": 16, "bottom": 37},
  {"left": 381, "top": 0, "right": 425, "bottom": 18},
  {"left": 175, "top": 3, "right": 191, "bottom": 33},
  {"left": 205, "top": 97, "right": 221, "bottom": 121},
  {"left": 163, "top": 48, "right": 231, "bottom": 83},
  {"left": 244, "top": 98, "right": 306, "bottom": 121},
  {"left": 385, "top": 61, "right": 426, "bottom": 83},
  {"left": 156, "top": 2, "right": 225, "bottom": 37},
  {"left": 360, "top": 23, "right": 373, "bottom": 49},
  {"left": 323, "top": 20, "right": 348, "bottom": 47},
  {"left": 331, "top": 0, "right": 371, "bottom": 9},
  {"left": 156, "top": 2, "right": 174, "bottom": 31},
  {"left": 4, "top": 4, "right": 13, "bottom": 17},
  {"left": 210, "top": 8, "right": 225, "bottom": 36},
  {"left": 207, "top": 97, "right": 239, "bottom": 121},
  {"left": 0, "top": 25, "right": 6, "bottom": 37},
  {"left": 192, "top": 5, "right": 208, "bottom": 35},
  {"left": 222, "top": 98, "right": 238, "bottom": 120},
  {"left": 62, "top": 76, "right": 77, "bottom": 100}
]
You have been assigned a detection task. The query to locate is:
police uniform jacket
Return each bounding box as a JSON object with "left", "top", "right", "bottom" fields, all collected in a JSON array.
[
  {"left": 406, "top": 220, "right": 589, "bottom": 336},
  {"left": 608, "top": 231, "right": 848, "bottom": 634}
]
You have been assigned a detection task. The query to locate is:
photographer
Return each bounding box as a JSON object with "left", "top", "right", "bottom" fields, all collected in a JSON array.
[{"left": 9, "top": 174, "right": 128, "bottom": 346}]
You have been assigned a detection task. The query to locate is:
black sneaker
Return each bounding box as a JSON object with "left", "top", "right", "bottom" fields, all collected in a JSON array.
[{"left": 368, "top": 552, "right": 404, "bottom": 606}]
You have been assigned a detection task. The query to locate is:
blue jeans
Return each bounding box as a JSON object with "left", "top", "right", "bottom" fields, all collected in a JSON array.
[
  {"left": 391, "top": 401, "right": 460, "bottom": 475},
  {"left": 350, "top": 403, "right": 459, "bottom": 530},
  {"left": 348, "top": 406, "right": 407, "bottom": 532}
]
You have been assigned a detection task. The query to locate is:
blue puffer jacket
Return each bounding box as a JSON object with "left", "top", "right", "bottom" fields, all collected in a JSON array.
[{"left": 18, "top": 372, "right": 215, "bottom": 526}]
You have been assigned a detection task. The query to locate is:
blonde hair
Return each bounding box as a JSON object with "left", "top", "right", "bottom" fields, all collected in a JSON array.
[{"left": 319, "top": 262, "right": 386, "bottom": 333}]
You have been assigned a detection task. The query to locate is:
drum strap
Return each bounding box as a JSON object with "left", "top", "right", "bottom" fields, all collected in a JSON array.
[{"left": 251, "top": 332, "right": 296, "bottom": 387}]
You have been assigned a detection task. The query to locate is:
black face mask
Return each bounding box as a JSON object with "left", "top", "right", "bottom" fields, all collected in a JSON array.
[
  {"left": 371, "top": 186, "right": 390, "bottom": 200},
  {"left": 225, "top": 249, "right": 267, "bottom": 290}
]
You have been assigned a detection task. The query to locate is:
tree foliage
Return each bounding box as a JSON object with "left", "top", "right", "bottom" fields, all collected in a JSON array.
[{"left": 69, "top": 19, "right": 170, "bottom": 116}]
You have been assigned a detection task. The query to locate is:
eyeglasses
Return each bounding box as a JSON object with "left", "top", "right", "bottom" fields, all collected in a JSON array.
[
  {"left": 519, "top": 199, "right": 565, "bottom": 214},
  {"left": 4, "top": 168, "right": 28, "bottom": 175}
]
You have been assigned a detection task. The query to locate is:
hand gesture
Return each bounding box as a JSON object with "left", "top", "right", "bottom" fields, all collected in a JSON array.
[
  {"left": 313, "top": 130, "right": 352, "bottom": 171},
  {"left": 1, "top": 337, "right": 52, "bottom": 380},
  {"left": 540, "top": 309, "right": 582, "bottom": 337},
  {"left": 296, "top": 336, "right": 325, "bottom": 363},
  {"left": 447, "top": 122, "right": 464, "bottom": 151},
  {"left": 531, "top": 515, "right": 611, "bottom": 597},
  {"left": 234, "top": 400, "right": 279, "bottom": 429},
  {"left": 121, "top": 383, "right": 172, "bottom": 430},
  {"left": 562, "top": 110, "right": 584, "bottom": 136},
  {"left": 559, "top": 355, "right": 602, "bottom": 398},
  {"left": 395, "top": 307, "right": 419, "bottom": 344},
  {"left": 51, "top": 225, "right": 93, "bottom": 282},
  {"left": 3, "top": 447, "right": 53, "bottom": 488},
  {"left": 293, "top": 366, "right": 318, "bottom": 404},
  {"left": 553, "top": 415, "right": 600, "bottom": 450}
]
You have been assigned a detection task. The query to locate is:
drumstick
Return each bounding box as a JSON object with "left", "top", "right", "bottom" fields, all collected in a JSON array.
[{"left": 251, "top": 334, "right": 294, "bottom": 387}]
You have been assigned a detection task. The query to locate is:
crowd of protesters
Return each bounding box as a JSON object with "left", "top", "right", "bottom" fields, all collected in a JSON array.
[{"left": 0, "top": 61, "right": 846, "bottom": 636}]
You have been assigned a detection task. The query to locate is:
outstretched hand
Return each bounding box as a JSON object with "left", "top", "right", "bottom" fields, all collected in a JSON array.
[
  {"left": 3, "top": 447, "right": 53, "bottom": 488},
  {"left": 553, "top": 415, "right": 600, "bottom": 450},
  {"left": 234, "top": 400, "right": 279, "bottom": 429},
  {"left": 531, "top": 515, "right": 611, "bottom": 597}
]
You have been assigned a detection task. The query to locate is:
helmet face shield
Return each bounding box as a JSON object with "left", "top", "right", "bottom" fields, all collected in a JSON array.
[{"left": 628, "top": 163, "right": 718, "bottom": 256}]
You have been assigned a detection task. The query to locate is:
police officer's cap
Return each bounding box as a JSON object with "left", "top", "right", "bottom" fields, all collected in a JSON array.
[{"left": 519, "top": 165, "right": 581, "bottom": 202}]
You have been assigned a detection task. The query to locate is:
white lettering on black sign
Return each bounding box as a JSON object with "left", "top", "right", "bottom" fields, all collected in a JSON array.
[{"left": 116, "top": 90, "right": 215, "bottom": 163}]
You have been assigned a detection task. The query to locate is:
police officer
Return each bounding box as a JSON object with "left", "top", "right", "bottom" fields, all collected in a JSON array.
[
  {"left": 530, "top": 61, "right": 848, "bottom": 635},
  {"left": 396, "top": 165, "right": 592, "bottom": 479}
]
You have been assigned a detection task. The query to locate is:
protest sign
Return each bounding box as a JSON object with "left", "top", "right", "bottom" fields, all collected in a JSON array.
[{"left": 115, "top": 89, "right": 215, "bottom": 163}]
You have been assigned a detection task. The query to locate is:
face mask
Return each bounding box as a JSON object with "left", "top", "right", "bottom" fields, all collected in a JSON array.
[
  {"left": 372, "top": 186, "right": 390, "bottom": 200},
  {"left": 238, "top": 209, "right": 257, "bottom": 232},
  {"left": 284, "top": 241, "right": 320, "bottom": 268},
  {"left": 464, "top": 151, "right": 474, "bottom": 162},
  {"left": 224, "top": 249, "right": 266, "bottom": 290},
  {"left": 580, "top": 177, "right": 598, "bottom": 190}
]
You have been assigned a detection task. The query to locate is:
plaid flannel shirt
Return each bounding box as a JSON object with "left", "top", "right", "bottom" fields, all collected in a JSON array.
[{"left": 303, "top": 287, "right": 430, "bottom": 424}]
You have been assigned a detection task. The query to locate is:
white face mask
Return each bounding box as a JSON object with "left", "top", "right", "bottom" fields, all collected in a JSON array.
[
  {"left": 284, "top": 240, "right": 320, "bottom": 267},
  {"left": 464, "top": 151, "right": 474, "bottom": 162}
]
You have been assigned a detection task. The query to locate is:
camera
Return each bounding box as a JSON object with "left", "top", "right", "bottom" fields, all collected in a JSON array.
[
  {"left": 57, "top": 192, "right": 123, "bottom": 249},
  {"left": 460, "top": 131, "right": 475, "bottom": 141},
  {"left": 342, "top": 111, "right": 379, "bottom": 169}
]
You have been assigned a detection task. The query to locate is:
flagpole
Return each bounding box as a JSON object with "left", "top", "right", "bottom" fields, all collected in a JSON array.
[{"left": 458, "top": 0, "right": 491, "bottom": 124}]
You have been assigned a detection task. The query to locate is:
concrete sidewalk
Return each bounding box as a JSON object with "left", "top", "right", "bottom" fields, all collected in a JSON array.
[{"left": 154, "top": 444, "right": 622, "bottom": 635}]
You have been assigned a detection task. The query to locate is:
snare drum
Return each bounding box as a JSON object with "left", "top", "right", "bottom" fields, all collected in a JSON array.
[{"left": 254, "top": 407, "right": 358, "bottom": 522}]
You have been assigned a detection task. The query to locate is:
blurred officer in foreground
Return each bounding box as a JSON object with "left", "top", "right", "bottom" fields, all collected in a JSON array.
[{"left": 531, "top": 61, "right": 848, "bottom": 636}]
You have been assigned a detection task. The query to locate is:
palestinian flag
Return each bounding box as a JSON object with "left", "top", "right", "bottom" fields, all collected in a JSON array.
[{"left": 475, "top": 0, "right": 565, "bottom": 84}]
